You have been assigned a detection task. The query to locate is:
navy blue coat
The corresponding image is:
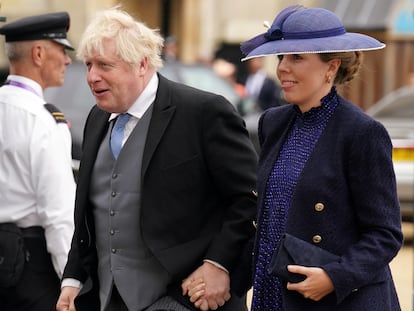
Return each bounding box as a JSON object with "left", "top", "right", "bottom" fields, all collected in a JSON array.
[{"left": 255, "top": 95, "right": 403, "bottom": 310}]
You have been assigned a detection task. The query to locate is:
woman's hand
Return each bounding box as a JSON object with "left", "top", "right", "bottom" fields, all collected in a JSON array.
[{"left": 286, "top": 265, "right": 334, "bottom": 301}]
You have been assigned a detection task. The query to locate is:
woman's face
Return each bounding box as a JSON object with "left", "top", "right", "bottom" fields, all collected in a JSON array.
[{"left": 277, "top": 53, "right": 338, "bottom": 112}]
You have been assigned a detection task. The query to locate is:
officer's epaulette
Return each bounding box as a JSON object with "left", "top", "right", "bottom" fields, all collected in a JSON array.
[{"left": 44, "top": 103, "right": 67, "bottom": 124}]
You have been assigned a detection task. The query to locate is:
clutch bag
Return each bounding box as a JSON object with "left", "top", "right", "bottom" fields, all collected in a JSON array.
[{"left": 268, "top": 233, "right": 339, "bottom": 283}]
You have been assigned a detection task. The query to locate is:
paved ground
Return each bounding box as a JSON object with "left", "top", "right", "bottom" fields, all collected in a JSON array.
[
  {"left": 391, "top": 244, "right": 413, "bottom": 311},
  {"left": 391, "top": 222, "right": 413, "bottom": 311}
]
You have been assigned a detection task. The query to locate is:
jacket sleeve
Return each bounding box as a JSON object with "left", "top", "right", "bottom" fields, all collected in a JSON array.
[{"left": 200, "top": 95, "right": 258, "bottom": 270}]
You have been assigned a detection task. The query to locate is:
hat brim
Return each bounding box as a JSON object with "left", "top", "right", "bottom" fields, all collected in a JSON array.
[
  {"left": 53, "top": 38, "right": 74, "bottom": 51},
  {"left": 241, "top": 33, "right": 385, "bottom": 61}
]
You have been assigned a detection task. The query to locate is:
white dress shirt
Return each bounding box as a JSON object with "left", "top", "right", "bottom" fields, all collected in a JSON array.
[
  {"left": 0, "top": 75, "right": 76, "bottom": 277},
  {"left": 108, "top": 72, "right": 158, "bottom": 143}
]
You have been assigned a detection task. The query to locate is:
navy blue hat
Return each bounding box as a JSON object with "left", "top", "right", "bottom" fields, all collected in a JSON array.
[
  {"left": 241, "top": 5, "right": 385, "bottom": 61},
  {"left": 0, "top": 12, "right": 74, "bottom": 50}
]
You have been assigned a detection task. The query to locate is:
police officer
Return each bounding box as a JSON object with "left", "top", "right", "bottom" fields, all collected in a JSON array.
[{"left": 0, "top": 12, "right": 76, "bottom": 311}]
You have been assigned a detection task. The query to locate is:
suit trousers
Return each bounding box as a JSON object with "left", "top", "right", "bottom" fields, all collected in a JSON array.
[
  {"left": 105, "top": 285, "right": 247, "bottom": 311},
  {"left": 106, "top": 285, "right": 190, "bottom": 311},
  {"left": 146, "top": 293, "right": 248, "bottom": 311},
  {"left": 0, "top": 227, "right": 61, "bottom": 311}
]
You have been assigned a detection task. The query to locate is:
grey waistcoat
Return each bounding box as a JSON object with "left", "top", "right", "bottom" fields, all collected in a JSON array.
[{"left": 90, "top": 106, "right": 171, "bottom": 311}]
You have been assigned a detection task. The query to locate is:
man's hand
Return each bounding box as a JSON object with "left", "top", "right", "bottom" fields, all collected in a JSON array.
[
  {"left": 286, "top": 265, "right": 334, "bottom": 301},
  {"left": 56, "top": 286, "right": 80, "bottom": 311},
  {"left": 182, "top": 261, "right": 231, "bottom": 310}
]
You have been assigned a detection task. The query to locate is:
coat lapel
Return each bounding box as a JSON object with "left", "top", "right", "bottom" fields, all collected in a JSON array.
[
  {"left": 258, "top": 107, "right": 296, "bottom": 199},
  {"left": 77, "top": 107, "right": 110, "bottom": 199},
  {"left": 141, "top": 74, "right": 175, "bottom": 177}
]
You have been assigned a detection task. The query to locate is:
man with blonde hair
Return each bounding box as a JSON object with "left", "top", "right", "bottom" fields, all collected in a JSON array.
[{"left": 56, "top": 7, "right": 257, "bottom": 311}]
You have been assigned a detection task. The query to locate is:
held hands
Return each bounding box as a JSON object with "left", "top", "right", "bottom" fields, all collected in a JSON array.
[
  {"left": 182, "top": 261, "right": 231, "bottom": 310},
  {"left": 56, "top": 286, "right": 80, "bottom": 311},
  {"left": 286, "top": 265, "right": 334, "bottom": 301}
]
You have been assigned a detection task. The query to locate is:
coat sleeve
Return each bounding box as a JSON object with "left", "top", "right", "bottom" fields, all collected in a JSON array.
[{"left": 200, "top": 95, "right": 258, "bottom": 270}]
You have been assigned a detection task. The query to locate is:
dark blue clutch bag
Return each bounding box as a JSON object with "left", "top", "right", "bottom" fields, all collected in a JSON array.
[{"left": 268, "top": 233, "right": 339, "bottom": 283}]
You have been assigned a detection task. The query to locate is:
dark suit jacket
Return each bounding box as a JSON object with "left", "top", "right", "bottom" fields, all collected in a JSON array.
[
  {"left": 63, "top": 74, "right": 258, "bottom": 310},
  {"left": 256, "top": 95, "right": 403, "bottom": 310}
]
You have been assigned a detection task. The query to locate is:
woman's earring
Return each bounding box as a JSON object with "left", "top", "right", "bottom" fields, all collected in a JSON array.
[{"left": 326, "top": 75, "right": 332, "bottom": 84}]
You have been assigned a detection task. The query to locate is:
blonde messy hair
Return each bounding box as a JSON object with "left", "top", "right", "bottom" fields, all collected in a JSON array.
[{"left": 77, "top": 7, "right": 164, "bottom": 70}]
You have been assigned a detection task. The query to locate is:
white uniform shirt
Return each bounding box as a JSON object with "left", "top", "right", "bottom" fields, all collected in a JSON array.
[{"left": 0, "top": 75, "right": 75, "bottom": 278}]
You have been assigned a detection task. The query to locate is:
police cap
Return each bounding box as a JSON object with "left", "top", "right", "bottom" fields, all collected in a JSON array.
[{"left": 0, "top": 12, "right": 74, "bottom": 50}]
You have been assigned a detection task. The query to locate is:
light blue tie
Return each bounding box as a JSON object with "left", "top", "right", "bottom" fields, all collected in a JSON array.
[{"left": 110, "top": 113, "right": 131, "bottom": 159}]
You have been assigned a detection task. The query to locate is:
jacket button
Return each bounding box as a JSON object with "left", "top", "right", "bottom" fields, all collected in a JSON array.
[
  {"left": 312, "top": 235, "right": 322, "bottom": 244},
  {"left": 111, "top": 191, "right": 117, "bottom": 197},
  {"left": 314, "top": 203, "right": 324, "bottom": 212}
]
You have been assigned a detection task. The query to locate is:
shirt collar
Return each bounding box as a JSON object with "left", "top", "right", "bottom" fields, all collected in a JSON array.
[
  {"left": 109, "top": 73, "right": 158, "bottom": 122},
  {"left": 7, "top": 74, "right": 44, "bottom": 98}
]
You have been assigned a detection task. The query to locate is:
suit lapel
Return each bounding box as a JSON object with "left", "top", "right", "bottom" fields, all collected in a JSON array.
[
  {"left": 141, "top": 74, "right": 175, "bottom": 177},
  {"left": 77, "top": 107, "right": 110, "bottom": 197}
]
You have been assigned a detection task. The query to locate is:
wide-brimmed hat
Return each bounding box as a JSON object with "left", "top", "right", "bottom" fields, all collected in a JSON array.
[{"left": 241, "top": 5, "right": 385, "bottom": 61}]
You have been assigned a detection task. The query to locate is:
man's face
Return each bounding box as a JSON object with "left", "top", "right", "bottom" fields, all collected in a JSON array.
[
  {"left": 42, "top": 41, "right": 72, "bottom": 88},
  {"left": 84, "top": 38, "right": 143, "bottom": 113}
]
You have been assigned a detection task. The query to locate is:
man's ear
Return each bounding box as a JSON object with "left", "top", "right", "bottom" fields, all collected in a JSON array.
[
  {"left": 31, "top": 43, "right": 44, "bottom": 67},
  {"left": 138, "top": 56, "right": 148, "bottom": 75}
]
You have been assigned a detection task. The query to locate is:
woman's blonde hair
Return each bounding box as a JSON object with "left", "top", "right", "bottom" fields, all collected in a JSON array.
[
  {"left": 319, "top": 51, "right": 363, "bottom": 85},
  {"left": 77, "top": 7, "right": 164, "bottom": 70}
]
